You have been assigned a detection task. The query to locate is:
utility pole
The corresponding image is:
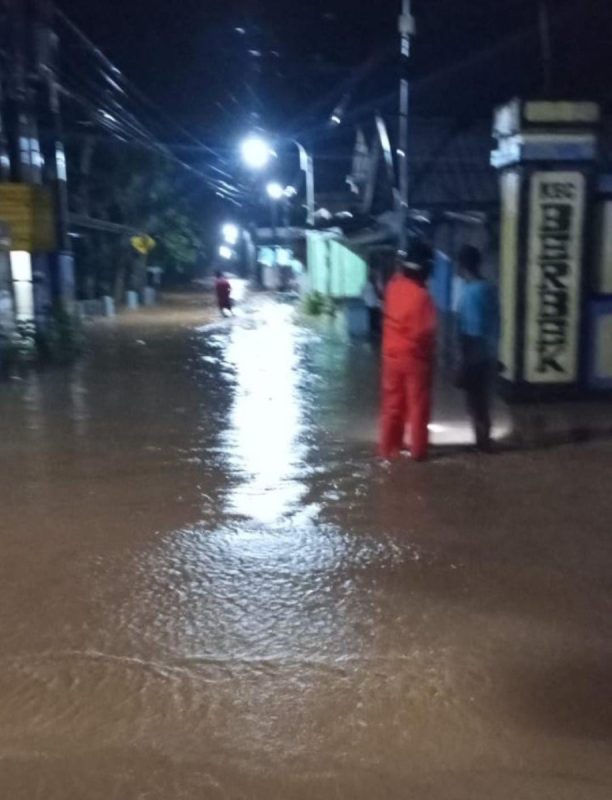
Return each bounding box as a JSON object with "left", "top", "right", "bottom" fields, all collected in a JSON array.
[
  {"left": 0, "top": 7, "right": 11, "bottom": 182},
  {"left": 37, "top": 0, "right": 69, "bottom": 251},
  {"left": 294, "top": 140, "right": 315, "bottom": 227},
  {"left": 398, "top": 0, "right": 414, "bottom": 252},
  {"left": 305, "top": 150, "right": 315, "bottom": 227},
  {"left": 270, "top": 196, "right": 278, "bottom": 239},
  {"left": 538, "top": 0, "right": 552, "bottom": 95},
  {"left": 0, "top": 84, "right": 10, "bottom": 183},
  {"left": 5, "top": 0, "right": 43, "bottom": 184},
  {"left": 36, "top": 0, "right": 74, "bottom": 305}
]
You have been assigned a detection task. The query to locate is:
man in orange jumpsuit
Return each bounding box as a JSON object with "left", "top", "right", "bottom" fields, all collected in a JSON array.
[{"left": 379, "top": 240, "right": 436, "bottom": 462}]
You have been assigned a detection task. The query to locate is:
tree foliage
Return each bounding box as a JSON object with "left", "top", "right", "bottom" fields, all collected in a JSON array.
[{"left": 69, "top": 141, "right": 204, "bottom": 300}]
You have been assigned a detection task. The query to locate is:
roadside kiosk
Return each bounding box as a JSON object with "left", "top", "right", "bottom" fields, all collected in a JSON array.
[{"left": 491, "top": 99, "right": 612, "bottom": 398}]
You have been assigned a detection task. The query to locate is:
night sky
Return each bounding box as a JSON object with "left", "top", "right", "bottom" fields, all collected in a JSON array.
[
  {"left": 53, "top": 0, "right": 612, "bottom": 215},
  {"left": 56, "top": 0, "right": 612, "bottom": 138}
]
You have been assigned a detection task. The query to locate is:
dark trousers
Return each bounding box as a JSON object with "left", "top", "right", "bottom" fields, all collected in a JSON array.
[
  {"left": 460, "top": 335, "right": 492, "bottom": 450},
  {"left": 368, "top": 307, "right": 382, "bottom": 337},
  {"left": 464, "top": 361, "right": 492, "bottom": 450}
]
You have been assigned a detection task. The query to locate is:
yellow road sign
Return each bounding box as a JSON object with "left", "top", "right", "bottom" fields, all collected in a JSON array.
[{"left": 131, "top": 234, "right": 156, "bottom": 255}]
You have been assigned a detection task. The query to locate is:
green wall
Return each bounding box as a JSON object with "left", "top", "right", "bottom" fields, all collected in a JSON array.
[{"left": 307, "top": 234, "right": 367, "bottom": 298}]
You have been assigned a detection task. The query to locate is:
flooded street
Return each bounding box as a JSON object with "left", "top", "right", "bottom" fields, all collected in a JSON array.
[{"left": 1, "top": 292, "right": 612, "bottom": 799}]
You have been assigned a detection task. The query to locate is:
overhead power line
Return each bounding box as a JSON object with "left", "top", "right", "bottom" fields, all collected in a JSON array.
[
  {"left": 54, "top": 8, "right": 244, "bottom": 203},
  {"left": 55, "top": 9, "right": 232, "bottom": 165}
]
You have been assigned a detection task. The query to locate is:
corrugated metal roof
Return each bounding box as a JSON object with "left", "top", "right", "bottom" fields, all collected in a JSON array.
[{"left": 342, "top": 117, "right": 499, "bottom": 212}]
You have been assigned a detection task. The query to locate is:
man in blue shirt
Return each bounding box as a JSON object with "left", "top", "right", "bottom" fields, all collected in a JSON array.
[{"left": 456, "top": 245, "right": 499, "bottom": 451}]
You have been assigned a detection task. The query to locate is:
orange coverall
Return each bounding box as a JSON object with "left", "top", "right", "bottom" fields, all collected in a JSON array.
[{"left": 379, "top": 274, "right": 437, "bottom": 461}]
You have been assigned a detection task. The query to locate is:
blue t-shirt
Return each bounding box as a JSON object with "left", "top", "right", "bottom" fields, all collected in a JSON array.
[{"left": 457, "top": 280, "right": 499, "bottom": 359}]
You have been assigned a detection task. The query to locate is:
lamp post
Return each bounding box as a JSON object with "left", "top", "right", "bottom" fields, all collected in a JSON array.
[
  {"left": 221, "top": 222, "right": 240, "bottom": 246},
  {"left": 265, "top": 180, "right": 285, "bottom": 282},
  {"left": 240, "top": 135, "right": 273, "bottom": 170},
  {"left": 240, "top": 135, "right": 315, "bottom": 227},
  {"left": 291, "top": 139, "right": 315, "bottom": 228},
  {"left": 266, "top": 180, "right": 284, "bottom": 241}
]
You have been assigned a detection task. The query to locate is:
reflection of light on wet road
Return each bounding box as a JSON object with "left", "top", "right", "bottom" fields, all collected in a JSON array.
[
  {"left": 428, "top": 421, "right": 511, "bottom": 446},
  {"left": 228, "top": 277, "right": 248, "bottom": 303},
  {"left": 222, "top": 303, "right": 307, "bottom": 522},
  {"left": 1, "top": 293, "right": 611, "bottom": 799}
]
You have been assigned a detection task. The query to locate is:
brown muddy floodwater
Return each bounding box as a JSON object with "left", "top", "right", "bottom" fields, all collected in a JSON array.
[{"left": 0, "top": 292, "right": 612, "bottom": 799}]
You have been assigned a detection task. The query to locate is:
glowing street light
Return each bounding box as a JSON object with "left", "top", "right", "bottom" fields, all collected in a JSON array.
[
  {"left": 218, "top": 244, "right": 233, "bottom": 260},
  {"left": 266, "top": 181, "right": 284, "bottom": 201},
  {"left": 241, "top": 133, "right": 315, "bottom": 226},
  {"left": 221, "top": 222, "right": 239, "bottom": 245},
  {"left": 240, "top": 135, "right": 272, "bottom": 170}
]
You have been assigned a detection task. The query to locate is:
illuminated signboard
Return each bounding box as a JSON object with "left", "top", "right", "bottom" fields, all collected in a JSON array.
[
  {"left": 498, "top": 171, "right": 521, "bottom": 380},
  {"left": 525, "top": 171, "right": 586, "bottom": 383},
  {"left": 0, "top": 184, "right": 55, "bottom": 252}
]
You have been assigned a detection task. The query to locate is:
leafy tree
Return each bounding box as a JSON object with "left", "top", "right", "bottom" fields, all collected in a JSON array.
[
  {"left": 153, "top": 206, "right": 202, "bottom": 282},
  {"left": 69, "top": 140, "right": 204, "bottom": 301}
]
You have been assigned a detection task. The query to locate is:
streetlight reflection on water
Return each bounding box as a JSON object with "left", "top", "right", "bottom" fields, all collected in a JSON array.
[{"left": 222, "top": 303, "right": 307, "bottom": 524}]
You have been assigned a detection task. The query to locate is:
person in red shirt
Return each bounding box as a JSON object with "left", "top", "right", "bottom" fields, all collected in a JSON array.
[
  {"left": 379, "top": 240, "right": 436, "bottom": 462},
  {"left": 215, "top": 271, "right": 233, "bottom": 316}
]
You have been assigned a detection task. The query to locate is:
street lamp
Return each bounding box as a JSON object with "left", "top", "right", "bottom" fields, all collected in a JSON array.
[
  {"left": 218, "top": 244, "right": 233, "bottom": 260},
  {"left": 221, "top": 222, "right": 239, "bottom": 245},
  {"left": 240, "top": 134, "right": 315, "bottom": 227},
  {"left": 240, "top": 136, "right": 272, "bottom": 170},
  {"left": 266, "top": 181, "right": 284, "bottom": 201},
  {"left": 292, "top": 139, "right": 315, "bottom": 227}
]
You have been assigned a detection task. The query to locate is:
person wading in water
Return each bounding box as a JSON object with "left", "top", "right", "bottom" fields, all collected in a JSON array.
[
  {"left": 215, "top": 271, "right": 233, "bottom": 316},
  {"left": 379, "top": 240, "right": 436, "bottom": 462}
]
